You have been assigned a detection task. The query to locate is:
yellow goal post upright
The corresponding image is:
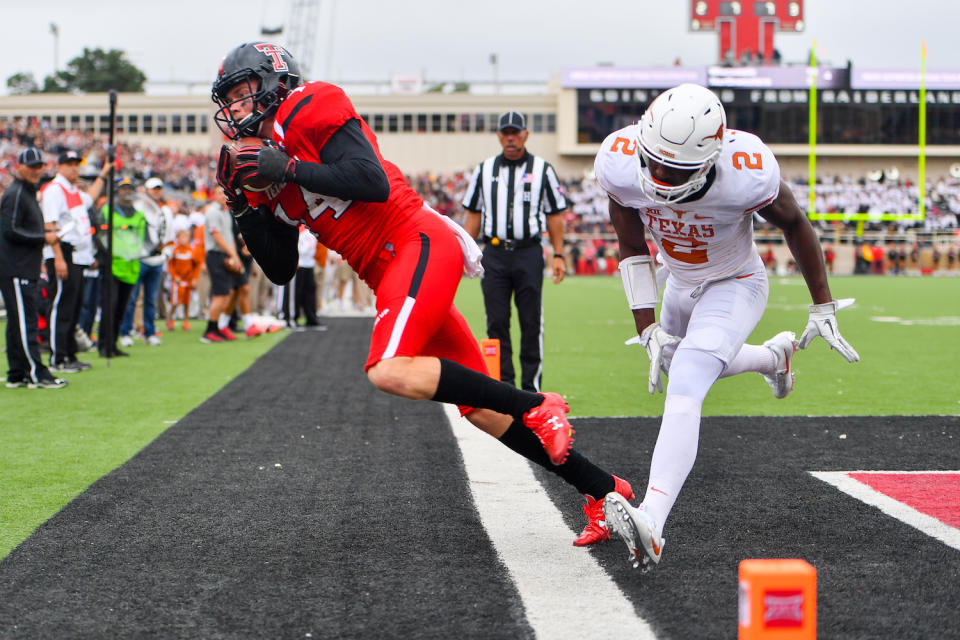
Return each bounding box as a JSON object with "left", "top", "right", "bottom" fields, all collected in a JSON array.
[{"left": 806, "top": 41, "right": 927, "bottom": 234}]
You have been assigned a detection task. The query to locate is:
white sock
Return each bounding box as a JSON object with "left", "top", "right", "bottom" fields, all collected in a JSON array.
[
  {"left": 642, "top": 394, "right": 703, "bottom": 539},
  {"left": 218, "top": 313, "right": 230, "bottom": 330},
  {"left": 721, "top": 344, "right": 776, "bottom": 377},
  {"left": 242, "top": 313, "right": 256, "bottom": 328}
]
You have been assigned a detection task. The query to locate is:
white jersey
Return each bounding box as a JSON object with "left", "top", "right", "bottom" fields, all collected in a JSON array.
[
  {"left": 594, "top": 124, "right": 780, "bottom": 285},
  {"left": 40, "top": 174, "right": 94, "bottom": 263}
]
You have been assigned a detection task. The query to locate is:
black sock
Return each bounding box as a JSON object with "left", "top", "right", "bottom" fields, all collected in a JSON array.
[
  {"left": 206, "top": 320, "right": 218, "bottom": 334},
  {"left": 498, "top": 419, "right": 615, "bottom": 499},
  {"left": 432, "top": 358, "right": 542, "bottom": 418}
]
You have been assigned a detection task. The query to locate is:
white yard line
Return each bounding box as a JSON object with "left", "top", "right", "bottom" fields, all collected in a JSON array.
[
  {"left": 810, "top": 470, "right": 960, "bottom": 552},
  {"left": 443, "top": 404, "right": 658, "bottom": 639}
]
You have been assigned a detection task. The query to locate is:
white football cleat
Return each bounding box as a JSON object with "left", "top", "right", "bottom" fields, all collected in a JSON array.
[
  {"left": 761, "top": 331, "right": 798, "bottom": 399},
  {"left": 603, "top": 492, "right": 664, "bottom": 572}
]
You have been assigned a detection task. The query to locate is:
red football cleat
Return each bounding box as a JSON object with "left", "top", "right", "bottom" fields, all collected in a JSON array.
[
  {"left": 182, "top": 321, "right": 191, "bottom": 331},
  {"left": 573, "top": 475, "right": 634, "bottom": 547},
  {"left": 522, "top": 392, "right": 574, "bottom": 466},
  {"left": 245, "top": 324, "right": 265, "bottom": 338},
  {"left": 219, "top": 327, "right": 238, "bottom": 341},
  {"left": 200, "top": 330, "right": 224, "bottom": 343}
]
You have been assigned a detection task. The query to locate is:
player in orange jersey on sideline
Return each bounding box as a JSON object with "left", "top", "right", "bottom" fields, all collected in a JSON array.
[{"left": 166, "top": 229, "right": 202, "bottom": 332}]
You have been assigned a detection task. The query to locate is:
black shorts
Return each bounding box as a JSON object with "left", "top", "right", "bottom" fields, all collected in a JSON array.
[{"left": 206, "top": 252, "right": 244, "bottom": 296}]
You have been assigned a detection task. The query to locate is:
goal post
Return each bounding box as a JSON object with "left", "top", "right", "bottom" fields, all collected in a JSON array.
[{"left": 806, "top": 42, "right": 927, "bottom": 224}]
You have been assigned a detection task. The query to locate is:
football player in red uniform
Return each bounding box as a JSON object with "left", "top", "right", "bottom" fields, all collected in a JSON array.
[{"left": 211, "top": 42, "right": 633, "bottom": 546}]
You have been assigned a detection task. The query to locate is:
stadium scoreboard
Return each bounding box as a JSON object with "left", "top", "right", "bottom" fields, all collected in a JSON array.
[{"left": 690, "top": 0, "right": 804, "bottom": 64}]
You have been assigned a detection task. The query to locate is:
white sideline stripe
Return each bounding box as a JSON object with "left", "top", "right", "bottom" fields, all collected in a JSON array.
[
  {"left": 810, "top": 471, "right": 960, "bottom": 552},
  {"left": 443, "top": 404, "right": 657, "bottom": 639}
]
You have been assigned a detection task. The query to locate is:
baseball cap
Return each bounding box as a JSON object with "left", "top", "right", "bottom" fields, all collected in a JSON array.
[
  {"left": 57, "top": 149, "right": 82, "bottom": 164},
  {"left": 497, "top": 111, "right": 527, "bottom": 132},
  {"left": 17, "top": 147, "right": 44, "bottom": 167},
  {"left": 115, "top": 176, "right": 135, "bottom": 189},
  {"left": 145, "top": 177, "right": 164, "bottom": 190}
]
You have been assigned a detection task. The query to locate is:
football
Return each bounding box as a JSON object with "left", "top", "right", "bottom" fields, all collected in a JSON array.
[{"left": 227, "top": 136, "right": 274, "bottom": 192}]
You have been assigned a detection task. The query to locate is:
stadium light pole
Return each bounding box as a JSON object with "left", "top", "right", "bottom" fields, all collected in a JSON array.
[{"left": 49, "top": 23, "right": 59, "bottom": 72}]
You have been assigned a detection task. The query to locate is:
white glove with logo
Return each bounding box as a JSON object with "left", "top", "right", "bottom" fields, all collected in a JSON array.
[
  {"left": 798, "top": 298, "right": 860, "bottom": 362},
  {"left": 627, "top": 323, "right": 681, "bottom": 394}
]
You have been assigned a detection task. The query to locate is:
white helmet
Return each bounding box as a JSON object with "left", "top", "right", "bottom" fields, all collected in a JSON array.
[{"left": 636, "top": 83, "right": 726, "bottom": 203}]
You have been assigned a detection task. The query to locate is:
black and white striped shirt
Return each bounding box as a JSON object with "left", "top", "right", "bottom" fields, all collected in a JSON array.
[{"left": 461, "top": 152, "right": 567, "bottom": 242}]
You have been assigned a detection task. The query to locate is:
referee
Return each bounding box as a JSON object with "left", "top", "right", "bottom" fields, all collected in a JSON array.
[{"left": 461, "top": 111, "right": 567, "bottom": 392}]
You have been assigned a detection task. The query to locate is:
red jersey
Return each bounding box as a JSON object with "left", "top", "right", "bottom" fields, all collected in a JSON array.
[{"left": 249, "top": 81, "right": 424, "bottom": 281}]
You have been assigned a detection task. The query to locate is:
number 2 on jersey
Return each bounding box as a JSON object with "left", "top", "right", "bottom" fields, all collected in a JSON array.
[{"left": 732, "top": 152, "right": 763, "bottom": 170}]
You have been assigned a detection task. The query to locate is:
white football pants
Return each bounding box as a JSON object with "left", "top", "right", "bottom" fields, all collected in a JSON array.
[{"left": 642, "top": 257, "right": 775, "bottom": 537}]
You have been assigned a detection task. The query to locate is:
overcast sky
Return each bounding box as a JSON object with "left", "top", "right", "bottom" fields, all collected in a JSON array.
[{"left": 0, "top": 0, "right": 950, "bottom": 93}]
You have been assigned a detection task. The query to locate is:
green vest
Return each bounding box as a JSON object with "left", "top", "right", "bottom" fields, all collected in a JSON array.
[{"left": 100, "top": 204, "right": 146, "bottom": 284}]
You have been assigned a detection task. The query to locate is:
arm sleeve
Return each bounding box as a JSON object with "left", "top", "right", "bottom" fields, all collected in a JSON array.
[
  {"left": 1, "top": 185, "right": 46, "bottom": 246},
  {"left": 290, "top": 119, "right": 389, "bottom": 203},
  {"left": 235, "top": 206, "right": 299, "bottom": 284}
]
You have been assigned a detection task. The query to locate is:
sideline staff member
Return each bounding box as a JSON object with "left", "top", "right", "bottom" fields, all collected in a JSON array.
[
  {"left": 461, "top": 111, "right": 567, "bottom": 392},
  {"left": 0, "top": 148, "right": 67, "bottom": 388}
]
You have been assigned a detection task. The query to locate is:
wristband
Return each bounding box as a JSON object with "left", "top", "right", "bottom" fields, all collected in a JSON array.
[{"left": 553, "top": 253, "right": 564, "bottom": 259}]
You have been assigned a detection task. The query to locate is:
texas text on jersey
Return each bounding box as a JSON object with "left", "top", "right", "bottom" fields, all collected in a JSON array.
[
  {"left": 594, "top": 125, "right": 781, "bottom": 284},
  {"left": 247, "top": 81, "right": 424, "bottom": 282}
]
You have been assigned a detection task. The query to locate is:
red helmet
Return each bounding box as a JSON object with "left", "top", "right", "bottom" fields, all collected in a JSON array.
[{"left": 212, "top": 42, "right": 302, "bottom": 139}]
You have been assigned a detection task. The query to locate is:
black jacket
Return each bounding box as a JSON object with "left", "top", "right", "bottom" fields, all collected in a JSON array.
[{"left": 0, "top": 176, "right": 47, "bottom": 278}]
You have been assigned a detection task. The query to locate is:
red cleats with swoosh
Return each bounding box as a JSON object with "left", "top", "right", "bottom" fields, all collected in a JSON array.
[
  {"left": 573, "top": 475, "right": 634, "bottom": 547},
  {"left": 522, "top": 392, "right": 574, "bottom": 466}
]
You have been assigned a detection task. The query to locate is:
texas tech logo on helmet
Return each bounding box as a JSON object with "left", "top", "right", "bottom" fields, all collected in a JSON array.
[{"left": 254, "top": 43, "right": 289, "bottom": 72}]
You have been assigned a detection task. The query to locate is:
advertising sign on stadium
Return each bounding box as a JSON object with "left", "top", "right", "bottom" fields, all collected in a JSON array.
[
  {"left": 852, "top": 68, "right": 960, "bottom": 90},
  {"left": 562, "top": 67, "right": 706, "bottom": 89},
  {"left": 707, "top": 65, "right": 846, "bottom": 89},
  {"left": 563, "top": 66, "right": 846, "bottom": 90}
]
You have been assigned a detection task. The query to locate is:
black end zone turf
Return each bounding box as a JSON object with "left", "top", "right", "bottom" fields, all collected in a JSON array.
[
  {"left": 0, "top": 319, "right": 532, "bottom": 639},
  {"left": 539, "top": 415, "right": 960, "bottom": 639}
]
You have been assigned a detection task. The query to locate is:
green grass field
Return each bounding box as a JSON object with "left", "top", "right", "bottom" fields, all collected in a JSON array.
[
  {"left": 1, "top": 274, "right": 958, "bottom": 558},
  {"left": 0, "top": 328, "right": 281, "bottom": 559},
  {"left": 455, "top": 274, "right": 960, "bottom": 417}
]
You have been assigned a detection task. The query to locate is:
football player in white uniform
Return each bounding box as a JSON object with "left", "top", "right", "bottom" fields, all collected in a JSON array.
[{"left": 594, "top": 84, "right": 859, "bottom": 571}]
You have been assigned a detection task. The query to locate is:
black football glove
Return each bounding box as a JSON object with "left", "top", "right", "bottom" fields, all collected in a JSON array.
[
  {"left": 216, "top": 144, "right": 250, "bottom": 216},
  {"left": 255, "top": 146, "right": 297, "bottom": 183}
]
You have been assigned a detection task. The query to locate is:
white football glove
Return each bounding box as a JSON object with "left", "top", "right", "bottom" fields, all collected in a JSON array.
[
  {"left": 627, "top": 323, "right": 681, "bottom": 394},
  {"left": 798, "top": 299, "right": 860, "bottom": 363}
]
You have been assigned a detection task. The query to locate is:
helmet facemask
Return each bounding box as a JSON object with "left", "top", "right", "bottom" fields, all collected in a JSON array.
[
  {"left": 213, "top": 73, "right": 271, "bottom": 139},
  {"left": 212, "top": 42, "right": 301, "bottom": 139},
  {"left": 634, "top": 84, "right": 726, "bottom": 204}
]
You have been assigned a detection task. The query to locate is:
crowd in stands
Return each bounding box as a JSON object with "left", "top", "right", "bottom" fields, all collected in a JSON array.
[{"left": 1, "top": 117, "right": 217, "bottom": 199}]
